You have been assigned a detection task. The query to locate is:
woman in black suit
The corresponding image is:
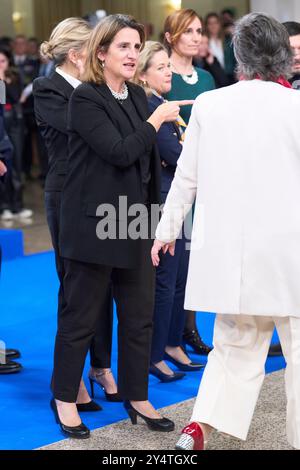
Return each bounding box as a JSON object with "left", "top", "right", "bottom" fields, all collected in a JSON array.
[
  {"left": 33, "top": 18, "right": 120, "bottom": 421},
  {"left": 54, "top": 14, "right": 191, "bottom": 438}
]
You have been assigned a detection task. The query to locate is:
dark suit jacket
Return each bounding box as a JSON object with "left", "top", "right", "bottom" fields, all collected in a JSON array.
[
  {"left": 33, "top": 72, "right": 74, "bottom": 191},
  {"left": 0, "top": 105, "right": 13, "bottom": 162},
  {"left": 59, "top": 81, "right": 161, "bottom": 269},
  {"left": 148, "top": 94, "right": 182, "bottom": 199}
]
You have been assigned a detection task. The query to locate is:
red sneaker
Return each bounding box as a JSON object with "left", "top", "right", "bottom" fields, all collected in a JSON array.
[{"left": 175, "top": 422, "right": 205, "bottom": 450}]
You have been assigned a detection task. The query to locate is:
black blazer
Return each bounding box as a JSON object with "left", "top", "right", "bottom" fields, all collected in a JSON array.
[
  {"left": 59, "top": 81, "right": 161, "bottom": 269},
  {"left": 33, "top": 72, "right": 74, "bottom": 191}
]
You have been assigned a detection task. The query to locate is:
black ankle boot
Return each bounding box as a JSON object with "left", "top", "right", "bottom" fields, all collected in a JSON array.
[{"left": 183, "top": 330, "right": 212, "bottom": 355}]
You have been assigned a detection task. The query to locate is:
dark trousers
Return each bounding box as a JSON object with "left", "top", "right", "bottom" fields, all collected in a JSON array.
[
  {"left": 2, "top": 118, "right": 24, "bottom": 212},
  {"left": 45, "top": 191, "right": 113, "bottom": 371},
  {"left": 52, "top": 238, "right": 155, "bottom": 403},
  {"left": 151, "top": 231, "right": 189, "bottom": 363}
]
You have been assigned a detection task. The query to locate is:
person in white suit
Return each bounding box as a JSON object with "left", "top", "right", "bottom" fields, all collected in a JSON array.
[{"left": 152, "top": 12, "right": 300, "bottom": 450}]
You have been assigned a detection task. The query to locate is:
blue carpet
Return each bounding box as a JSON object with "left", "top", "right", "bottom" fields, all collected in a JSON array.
[
  {"left": 0, "top": 251, "right": 286, "bottom": 450},
  {"left": 0, "top": 229, "right": 24, "bottom": 260}
]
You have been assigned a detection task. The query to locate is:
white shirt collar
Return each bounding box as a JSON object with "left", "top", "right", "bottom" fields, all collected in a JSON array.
[
  {"left": 14, "top": 54, "right": 26, "bottom": 64},
  {"left": 56, "top": 67, "right": 82, "bottom": 89}
]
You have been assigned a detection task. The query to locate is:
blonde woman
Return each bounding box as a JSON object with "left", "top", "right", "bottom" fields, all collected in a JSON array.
[
  {"left": 135, "top": 41, "right": 203, "bottom": 382},
  {"left": 33, "top": 18, "right": 120, "bottom": 439}
]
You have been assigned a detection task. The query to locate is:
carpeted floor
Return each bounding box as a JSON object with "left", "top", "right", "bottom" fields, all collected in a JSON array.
[
  {"left": 40, "top": 370, "right": 293, "bottom": 451},
  {"left": 0, "top": 250, "right": 286, "bottom": 450}
]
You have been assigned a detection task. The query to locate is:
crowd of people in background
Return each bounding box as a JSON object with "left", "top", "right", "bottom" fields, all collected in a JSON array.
[{"left": 0, "top": 8, "right": 237, "bottom": 224}]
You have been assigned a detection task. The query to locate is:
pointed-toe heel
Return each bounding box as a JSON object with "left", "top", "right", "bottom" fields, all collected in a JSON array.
[
  {"left": 50, "top": 399, "right": 90, "bottom": 439},
  {"left": 123, "top": 400, "right": 175, "bottom": 432},
  {"left": 76, "top": 400, "right": 102, "bottom": 412},
  {"left": 175, "top": 422, "right": 204, "bottom": 450},
  {"left": 164, "top": 352, "right": 205, "bottom": 372},
  {"left": 149, "top": 364, "right": 185, "bottom": 383}
]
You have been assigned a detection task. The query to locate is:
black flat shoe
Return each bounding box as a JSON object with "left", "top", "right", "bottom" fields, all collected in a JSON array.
[
  {"left": 124, "top": 400, "right": 175, "bottom": 432},
  {"left": 0, "top": 360, "right": 22, "bottom": 374},
  {"left": 164, "top": 352, "right": 205, "bottom": 372},
  {"left": 149, "top": 364, "right": 185, "bottom": 383},
  {"left": 89, "top": 371, "right": 122, "bottom": 402},
  {"left": 76, "top": 400, "right": 102, "bottom": 412},
  {"left": 268, "top": 343, "right": 283, "bottom": 356},
  {"left": 50, "top": 399, "right": 90, "bottom": 439},
  {"left": 5, "top": 349, "right": 21, "bottom": 360},
  {"left": 183, "top": 330, "right": 213, "bottom": 355}
]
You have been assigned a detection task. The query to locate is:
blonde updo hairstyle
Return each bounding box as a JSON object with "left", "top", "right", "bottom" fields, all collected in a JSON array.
[
  {"left": 40, "top": 17, "right": 92, "bottom": 65},
  {"left": 134, "top": 41, "right": 168, "bottom": 95}
]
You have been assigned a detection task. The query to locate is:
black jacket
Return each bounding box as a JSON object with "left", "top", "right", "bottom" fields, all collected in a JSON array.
[
  {"left": 33, "top": 72, "right": 74, "bottom": 191},
  {"left": 59, "top": 81, "right": 161, "bottom": 269}
]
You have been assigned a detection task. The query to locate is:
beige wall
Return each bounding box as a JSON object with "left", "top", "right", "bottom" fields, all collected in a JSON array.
[
  {"left": 250, "top": 0, "right": 300, "bottom": 21},
  {"left": 182, "top": 0, "right": 250, "bottom": 18},
  {"left": 1, "top": 0, "right": 251, "bottom": 41},
  {"left": 12, "top": 0, "right": 35, "bottom": 35},
  {"left": 81, "top": 0, "right": 148, "bottom": 22},
  {"left": 0, "top": 0, "right": 41, "bottom": 37},
  {"left": 0, "top": 0, "right": 15, "bottom": 36}
]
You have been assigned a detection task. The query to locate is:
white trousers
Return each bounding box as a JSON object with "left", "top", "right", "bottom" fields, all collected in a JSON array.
[{"left": 191, "top": 314, "right": 300, "bottom": 449}]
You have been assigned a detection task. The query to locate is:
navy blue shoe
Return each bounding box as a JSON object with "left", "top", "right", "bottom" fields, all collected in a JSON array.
[
  {"left": 149, "top": 363, "right": 185, "bottom": 382},
  {"left": 164, "top": 352, "right": 205, "bottom": 372}
]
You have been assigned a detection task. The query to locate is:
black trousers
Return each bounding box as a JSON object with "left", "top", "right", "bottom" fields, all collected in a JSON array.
[
  {"left": 151, "top": 232, "right": 189, "bottom": 363},
  {"left": 3, "top": 117, "right": 24, "bottom": 212},
  {"left": 45, "top": 191, "right": 113, "bottom": 371},
  {"left": 52, "top": 238, "right": 155, "bottom": 403}
]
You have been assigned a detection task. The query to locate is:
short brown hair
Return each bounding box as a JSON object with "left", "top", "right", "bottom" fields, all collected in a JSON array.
[
  {"left": 83, "top": 14, "right": 145, "bottom": 84},
  {"left": 164, "top": 9, "right": 201, "bottom": 53}
]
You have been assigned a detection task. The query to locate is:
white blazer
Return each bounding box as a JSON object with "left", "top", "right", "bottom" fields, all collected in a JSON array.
[{"left": 155, "top": 79, "right": 300, "bottom": 317}]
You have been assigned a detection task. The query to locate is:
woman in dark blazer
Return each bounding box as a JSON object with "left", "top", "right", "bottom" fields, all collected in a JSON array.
[
  {"left": 55, "top": 14, "right": 190, "bottom": 438},
  {"left": 135, "top": 42, "right": 203, "bottom": 383},
  {"left": 33, "top": 18, "right": 120, "bottom": 422}
]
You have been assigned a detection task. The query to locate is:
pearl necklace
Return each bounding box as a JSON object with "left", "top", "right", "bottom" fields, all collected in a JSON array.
[
  {"left": 107, "top": 83, "right": 128, "bottom": 101},
  {"left": 172, "top": 64, "right": 198, "bottom": 85}
]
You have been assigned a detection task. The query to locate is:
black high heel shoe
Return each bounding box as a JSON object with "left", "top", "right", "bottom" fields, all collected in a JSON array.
[
  {"left": 164, "top": 351, "right": 205, "bottom": 372},
  {"left": 89, "top": 370, "right": 122, "bottom": 402},
  {"left": 76, "top": 400, "right": 102, "bottom": 412},
  {"left": 50, "top": 398, "right": 90, "bottom": 439},
  {"left": 123, "top": 400, "right": 175, "bottom": 432},
  {"left": 149, "top": 363, "right": 186, "bottom": 383}
]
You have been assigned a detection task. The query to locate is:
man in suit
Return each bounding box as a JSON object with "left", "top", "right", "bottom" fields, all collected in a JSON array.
[{"left": 13, "top": 35, "right": 40, "bottom": 179}]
